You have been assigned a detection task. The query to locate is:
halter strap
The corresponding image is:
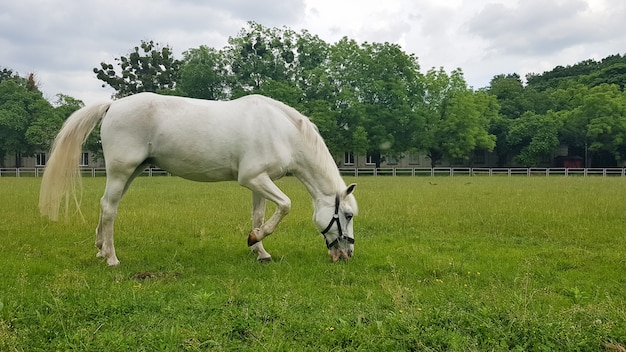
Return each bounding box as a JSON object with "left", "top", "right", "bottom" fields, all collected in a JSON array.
[{"left": 321, "top": 195, "right": 354, "bottom": 249}]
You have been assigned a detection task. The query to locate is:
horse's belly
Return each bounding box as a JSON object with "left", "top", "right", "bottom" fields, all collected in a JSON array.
[
  {"left": 176, "top": 171, "right": 235, "bottom": 182},
  {"left": 153, "top": 156, "right": 237, "bottom": 182}
]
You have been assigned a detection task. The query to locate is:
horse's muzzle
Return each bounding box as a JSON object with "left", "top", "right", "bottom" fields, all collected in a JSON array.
[{"left": 329, "top": 247, "right": 353, "bottom": 262}]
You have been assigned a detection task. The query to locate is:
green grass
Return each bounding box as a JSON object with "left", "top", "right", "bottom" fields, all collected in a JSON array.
[{"left": 1, "top": 176, "right": 625, "bottom": 351}]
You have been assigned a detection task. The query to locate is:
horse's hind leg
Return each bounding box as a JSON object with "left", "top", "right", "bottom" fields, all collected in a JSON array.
[
  {"left": 95, "top": 164, "right": 146, "bottom": 266},
  {"left": 96, "top": 176, "right": 125, "bottom": 266},
  {"left": 250, "top": 191, "right": 272, "bottom": 262}
]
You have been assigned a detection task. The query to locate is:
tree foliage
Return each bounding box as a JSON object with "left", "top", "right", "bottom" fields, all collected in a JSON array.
[
  {"left": 0, "top": 74, "right": 79, "bottom": 167},
  {"left": 5, "top": 24, "right": 626, "bottom": 168},
  {"left": 526, "top": 54, "right": 626, "bottom": 91},
  {"left": 488, "top": 54, "right": 626, "bottom": 167},
  {"left": 414, "top": 68, "right": 496, "bottom": 167},
  {"left": 178, "top": 46, "right": 228, "bottom": 100},
  {"left": 321, "top": 39, "right": 425, "bottom": 164},
  {"left": 94, "top": 40, "right": 181, "bottom": 98},
  {"left": 224, "top": 22, "right": 303, "bottom": 100},
  {"left": 507, "top": 111, "right": 562, "bottom": 166}
]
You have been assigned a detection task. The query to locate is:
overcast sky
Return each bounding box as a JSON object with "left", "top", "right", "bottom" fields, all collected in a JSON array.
[{"left": 2, "top": 0, "right": 625, "bottom": 105}]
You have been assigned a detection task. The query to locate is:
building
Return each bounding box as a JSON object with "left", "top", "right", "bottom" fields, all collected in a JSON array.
[
  {"left": 337, "top": 150, "right": 499, "bottom": 169},
  {"left": 1, "top": 148, "right": 591, "bottom": 170},
  {"left": 2, "top": 151, "right": 105, "bottom": 169}
]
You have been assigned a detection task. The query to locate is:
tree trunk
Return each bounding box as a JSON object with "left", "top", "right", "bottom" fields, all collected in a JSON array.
[
  {"left": 428, "top": 149, "right": 442, "bottom": 168},
  {"left": 373, "top": 151, "right": 382, "bottom": 169},
  {"left": 15, "top": 152, "right": 22, "bottom": 168}
]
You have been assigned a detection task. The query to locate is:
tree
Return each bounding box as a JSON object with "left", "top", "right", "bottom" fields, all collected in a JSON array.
[
  {"left": 0, "top": 67, "right": 22, "bottom": 84},
  {"left": 319, "top": 39, "right": 424, "bottom": 164},
  {"left": 0, "top": 80, "right": 29, "bottom": 166},
  {"left": 24, "top": 95, "right": 67, "bottom": 153},
  {"left": 94, "top": 40, "right": 181, "bottom": 98},
  {"left": 576, "top": 84, "right": 626, "bottom": 165},
  {"left": 442, "top": 90, "right": 498, "bottom": 163},
  {"left": 487, "top": 113, "right": 511, "bottom": 166},
  {"left": 414, "top": 68, "right": 496, "bottom": 167},
  {"left": 292, "top": 29, "right": 333, "bottom": 112},
  {"left": 546, "top": 83, "right": 626, "bottom": 167},
  {"left": 488, "top": 74, "right": 555, "bottom": 166},
  {"left": 554, "top": 84, "right": 592, "bottom": 165},
  {"left": 178, "top": 46, "right": 228, "bottom": 100},
  {"left": 309, "top": 37, "right": 364, "bottom": 157},
  {"left": 358, "top": 42, "right": 424, "bottom": 167},
  {"left": 526, "top": 54, "right": 626, "bottom": 91},
  {"left": 0, "top": 76, "right": 58, "bottom": 167},
  {"left": 488, "top": 74, "right": 527, "bottom": 119},
  {"left": 224, "top": 22, "right": 303, "bottom": 100},
  {"left": 507, "top": 111, "right": 562, "bottom": 166}
]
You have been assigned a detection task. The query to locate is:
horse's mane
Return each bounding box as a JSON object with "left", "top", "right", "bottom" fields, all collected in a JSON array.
[{"left": 264, "top": 97, "right": 345, "bottom": 190}]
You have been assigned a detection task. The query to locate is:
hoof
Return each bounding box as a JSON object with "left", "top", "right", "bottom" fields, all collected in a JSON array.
[
  {"left": 248, "top": 230, "right": 260, "bottom": 247},
  {"left": 258, "top": 256, "right": 272, "bottom": 263}
]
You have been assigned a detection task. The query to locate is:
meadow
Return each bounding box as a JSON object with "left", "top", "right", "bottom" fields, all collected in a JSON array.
[{"left": 0, "top": 175, "right": 625, "bottom": 351}]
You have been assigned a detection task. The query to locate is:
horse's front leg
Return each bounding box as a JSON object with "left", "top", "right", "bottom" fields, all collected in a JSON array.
[
  {"left": 250, "top": 192, "right": 272, "bottom": 262},
  {"left": 242, "top": 175, "right": 291, "bottom": 248}
]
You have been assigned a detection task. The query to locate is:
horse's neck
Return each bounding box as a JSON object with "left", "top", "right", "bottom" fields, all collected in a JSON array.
[
  {"left": 290, "top": 128, "right": 344, "bottom": 201},
  {"left": 293, "top": 163, "right": 344, "bottom": 202}
]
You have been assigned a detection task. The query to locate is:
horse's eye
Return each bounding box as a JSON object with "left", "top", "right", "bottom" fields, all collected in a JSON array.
[{"left": 345, "top": 213, "right": 353, "bottom": 221}]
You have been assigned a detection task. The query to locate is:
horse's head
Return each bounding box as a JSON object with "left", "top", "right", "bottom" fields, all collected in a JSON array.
[{"left": 314, "top": 184, "right": 358, "bottom": 262}]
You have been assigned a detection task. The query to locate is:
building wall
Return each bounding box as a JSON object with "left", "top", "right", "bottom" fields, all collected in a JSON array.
[
  {"left": 2, "top": 149, "right": 557, "bottom": 169},
  {"left": 337, "top": 150, "right": 500, "bottom": 168},
  {"left": 2, "top": 152, "right": 105, "bottom": 168}
]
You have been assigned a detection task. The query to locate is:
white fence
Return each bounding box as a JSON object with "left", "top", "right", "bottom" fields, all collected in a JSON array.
[
  {"left": 0, "top": 167, "right": 170, "bottom": 177},
  {"left": 2, "top": 167, "right": 626, "bottom": 177},
  {"left": 338, "top": 167, "right": 626, "bottom": 177}
]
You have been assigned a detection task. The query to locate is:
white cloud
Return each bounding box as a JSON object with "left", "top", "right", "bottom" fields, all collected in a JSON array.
[{"left": 469, "top": 0, "right": 598, "bottom": 55}]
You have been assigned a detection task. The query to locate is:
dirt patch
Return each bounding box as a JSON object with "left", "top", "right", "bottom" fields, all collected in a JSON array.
[{"left": 130, "top": 271, "right": 181, "bottom": 280}]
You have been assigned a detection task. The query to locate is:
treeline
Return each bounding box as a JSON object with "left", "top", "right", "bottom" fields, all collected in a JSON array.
[
  {"left": 492, "top": 53, "right": 626, "bottom": 167},
  {"left": 2, "top": 22, "right": 626, "bottom": 167},
  {"left": 0, "top": 69, "right": 85, "bottom": 167}
]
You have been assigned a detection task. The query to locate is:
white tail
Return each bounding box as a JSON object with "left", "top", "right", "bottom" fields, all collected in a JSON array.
[{"left": 39, "top": 103, "right": 111, "bottom": 220}]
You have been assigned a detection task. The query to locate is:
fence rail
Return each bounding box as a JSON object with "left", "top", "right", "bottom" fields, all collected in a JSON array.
[
  {"left": 337, "top": 167, "right": 626, "bottom": 177},
  {"left": 0, "top": 167, "right": 171, "bottom": 178},
  {"left": 2, "top": 167, "right": 626, "bottom": 178}
]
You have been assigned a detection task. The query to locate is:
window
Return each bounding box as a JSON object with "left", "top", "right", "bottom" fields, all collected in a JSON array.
[
  {"left": 386, "top": 155, "right": 398, "bottom": 165},
  {"left": 344, "top": 152, "right": 355, "bottom": 165},
  {"left": 80, "top": 152, "right": 89, "bottom": 166},
  {"left": 365, "top": 153, "right": 375, "bottom": 165},
  {"left": 36, "top": 153, "right": 46, "bottom": 166}
]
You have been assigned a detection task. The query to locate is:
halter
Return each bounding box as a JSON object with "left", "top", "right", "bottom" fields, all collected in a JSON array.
[{"left": 320, "top": 195, "right": 355, "bottom": 249}]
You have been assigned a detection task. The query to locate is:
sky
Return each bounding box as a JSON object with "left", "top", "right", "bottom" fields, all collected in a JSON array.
[{"left": 2, "top": 0, "right": 626, "bottom": 105}]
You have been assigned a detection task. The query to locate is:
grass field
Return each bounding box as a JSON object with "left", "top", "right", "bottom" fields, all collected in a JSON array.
[{"left": 0, "top": 175, "right": 625, "bottom": 351}]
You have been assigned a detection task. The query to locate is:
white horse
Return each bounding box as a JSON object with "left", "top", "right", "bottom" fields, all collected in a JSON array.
[{"left": 39, "top": 93, "right": 357, "bottom": 265}]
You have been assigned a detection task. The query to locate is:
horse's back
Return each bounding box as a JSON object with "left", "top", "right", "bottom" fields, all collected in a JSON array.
[{"left": 101, "top": 93, "right": 306, "bottom": 182}]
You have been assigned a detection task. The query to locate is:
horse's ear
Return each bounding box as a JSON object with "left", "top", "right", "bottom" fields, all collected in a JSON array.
[{"left": 344, "top": 183, "right": 356, "bottom": 198}]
